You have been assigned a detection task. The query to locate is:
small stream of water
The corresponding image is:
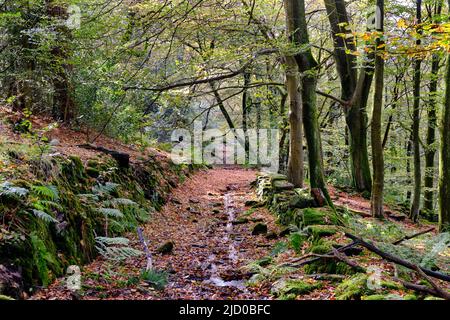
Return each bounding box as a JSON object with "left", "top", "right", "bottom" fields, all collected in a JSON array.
[{"left": 204, "top": 192, "right": 247, "bottom": 291}]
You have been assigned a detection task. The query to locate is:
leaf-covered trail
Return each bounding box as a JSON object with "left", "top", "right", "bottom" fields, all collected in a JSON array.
[{"left": 32, "top": 168, "right": 279, "bottom": 300}]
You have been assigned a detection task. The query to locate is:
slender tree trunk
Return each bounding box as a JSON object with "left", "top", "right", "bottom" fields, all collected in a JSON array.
[
  {"left": 424, "top": 2, "right": 443, "bottom": 216},
  {"left": 284, "top": 0, "right": 333, "bottom": 207},
  {"left": 371, "top": 0, "right": 385, "bottom": 218},
  {"left": 286, "top": 57, "right": 304, "bottom": 187},
  {"left": 410, "top": 0, "right": 423, "bottom": 222},
  {"left": 242, "top": 72, "right": 251, "bottom": 163}
]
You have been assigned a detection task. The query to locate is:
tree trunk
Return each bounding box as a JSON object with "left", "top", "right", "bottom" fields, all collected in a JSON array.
[
  {"left": 410, "top": 0, "right": 423, "bottom": 222},
  {"left": 424, "top": 2, "right": 443, "bottom": 216},
  {"left": 324, "top": 0, "right": 372, "bottom": 193},
  {"left": 371, "top": 0, "right": 385, "bottom": 218},
  {"left": 46, "top": 1, "right": 75, "bottom": 122},
  {"left": 286, "top": 57, "right": 304, "bottom": 187},
  {"left": 242, "top": 72, "right": 251, "bottom": 164},
  {"left": 284, "top": 0, "right": 332, "bottom": 207},
  {"left": 439, "top": 25, "right": 450, "bottom": 232}
]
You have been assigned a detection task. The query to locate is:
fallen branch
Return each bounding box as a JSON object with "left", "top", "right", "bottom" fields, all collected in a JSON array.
[
  {"left": 331, "top": 247, "right": 366, "bottom": 273},
  {"left": 345, "top": 233, "right": 450, "bottom": 282},
  {"left": 282, "top": 241, "right": 360, "bottom": 268},
  {"left": 78, "top": 144, "right": 130, "bottom": 168},
  {"left": 392, "top": 227, "right": 435, "bottom": 245},
  {"left": 412, "top": 265, "right": 450, "bottom": 300},
  {"left": 394, "top": 277, "right": 449, "bottom": 300}
]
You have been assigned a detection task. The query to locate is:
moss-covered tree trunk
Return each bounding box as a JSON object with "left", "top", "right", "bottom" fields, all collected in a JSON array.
[
  {"left": 371, "top": 0, "right": 385, "bottom": 218},
  {"left": 284, "top": 0, "right": 332, "bottom": 207}
]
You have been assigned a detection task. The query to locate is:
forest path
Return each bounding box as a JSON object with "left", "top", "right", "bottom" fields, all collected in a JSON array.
[{"left": 33, "top": 168, "right": 279, "bottom": 300}]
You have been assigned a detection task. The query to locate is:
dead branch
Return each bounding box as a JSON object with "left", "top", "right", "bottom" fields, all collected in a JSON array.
[
  {"left": 392, "top": 227, "right": 435, "bottom": 245},
  {"left": 345, "top": 233, "right": 450, "bottom": 282}
]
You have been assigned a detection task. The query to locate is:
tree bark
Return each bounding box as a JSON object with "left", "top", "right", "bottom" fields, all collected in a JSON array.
[
  {"left": 284, "top": 0, "right": 333, "bottom": 207},
  {"left": 410, "top": 0, "right": 423, "bottom": 222},
  {"left": 324, "top": 0, "right": 373, "bottom": 193},
  {"left": 424, "top": 2, "right": 443, "bottom": 216},
  {"left": 439, "top": 34, "right": 450, "bottom": 232},
  {"left": 286, "top": 57, "right": 304, "bottom": 187},
  {"left": 371, "top": 0, "right": 385, "bottom": 218}
]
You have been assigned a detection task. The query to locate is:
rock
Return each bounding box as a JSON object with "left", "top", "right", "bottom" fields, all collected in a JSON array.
[
  {"left": 86, "top": 167, "right": 100, "bottom": 178},
  {"left": 252, "top": 223, "right": 268, "bottom": 235},
  {"left": 305, "top": 225, "right": 339, "bottom": 240},
  {"left": 49, "top": 139, "right": 60, "bottom": 146},
  {"left": 272, "top": 180, "right": 295, "bottom": 191},
  {"left": 265, "top": 232, "right": 278, "bottom": 240},
  {"left": 245, "top": 200, "right": 259, "bottom": 207},
  {"left": 189, "top": 198, "right": 200, "bottom": 204},
  {"left": 279, "top": 227, "right": 292, "bottom": 237},
  {"left": 232, "top": 218, "right": 249, "bottom": 225},
  {"left": 156, "top": 241, "right": 174, "bottom": 254},
  {"left": 290, "top": 188, "right": 316, "bottom": 209}
]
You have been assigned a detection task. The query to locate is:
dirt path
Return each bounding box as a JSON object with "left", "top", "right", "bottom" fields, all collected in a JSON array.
[{"left": 32, "top": 168, "right": 279, "bottom": 300}]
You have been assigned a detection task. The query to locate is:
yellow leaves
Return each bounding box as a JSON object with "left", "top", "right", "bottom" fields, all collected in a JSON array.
[{"left": 397, "top": 19, "right": 408, "bottom": 29}]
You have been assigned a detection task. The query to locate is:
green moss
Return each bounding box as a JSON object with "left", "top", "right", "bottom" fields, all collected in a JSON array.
[
  {"left": 86, "top": 167, "right": 100, "bottom": 178},
  {"left": 305, "top": 225, "right": 339, "bottom": 240},
  {"left": 271, "top": 279, "right": 322, "bottom": 298},
  {"left": 335, "top": 274, "right": 371, "bottom": 300}
]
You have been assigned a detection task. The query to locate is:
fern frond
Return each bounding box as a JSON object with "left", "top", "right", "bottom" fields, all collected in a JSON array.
[
  {"left": 0, "top": 182, "right": 29, "bottom": 199},
  {"left": 32, "top": 209, "right": 58, "bottom": 224},
  {"left": 97, "top": 208, "right": 123, "bottom": 218},
  {"left": 92, "top": 182, "right": 120, "bottom": 196},
  {"left": 95, "top": 236, "right": 130, "bottom": 246},
  {"left": 104, "top": 198, "right": 138, "bottom": 207},
  {"left": 31, "top": 185, "right": 59, "bottom": 201},
  {"left": 77, "top": 194, "right": 100, "bottom": 202},
  {"left": 94, "top": 236, "right": 142, "bottom": 261}
]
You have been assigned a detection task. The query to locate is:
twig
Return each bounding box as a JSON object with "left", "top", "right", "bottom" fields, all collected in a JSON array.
[
  {"left": 137, "top": 227, "right": 153, "bottom": 272},
  {"left": 345, "top": 233, "right": 450, "bottom": 282},
  {"left": 392, "top": 227, "right": 435, "bottom": 245}
]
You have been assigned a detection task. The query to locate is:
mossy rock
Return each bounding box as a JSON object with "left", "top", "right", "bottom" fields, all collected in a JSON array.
[
  {"left": 268, "top": 174, "right": 289, "bottom": 182},
  {"left": 157, "top": 241, "right": 174, "bottom": 254},
  {"left": 86, "top": 167, "right": 100, "bottom": 178},
  {"left": 308, "top": 240, "right": 334, "bottom": 254},
  {"left": 277, "top": 209, "right": 302, "bottom": 227},
  {"left": 361, "top": 294, "right": 403, "bottom": 300},
  {"left": 252, "top": 223, "right": 268, "bottom": 235},
  {"left": 403, "top": 294, "right": 418, "bottom": 300},
  {"left": 290, "top": 189, "right": 316, "bottom": 209},
  {"left": 304, "top": 240, "right": 354, "bottom": 275},
  {"left": 271, "top": 279, "right": 322, "bottom": 298},
  {"left": 0, "top": 295, "right": 14, "bottom": 301},
  {"left": 305, "top": 225, "right": 339, "bottom": 240},
  {"left": 300, "top": 208, "right": 339, "bottom": 227},
  {"left": 272, "top": 180, "right": 295, "bottom": 192},
  {"left": 335, "top": 274, "right": 372, "bottom": 300}
]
